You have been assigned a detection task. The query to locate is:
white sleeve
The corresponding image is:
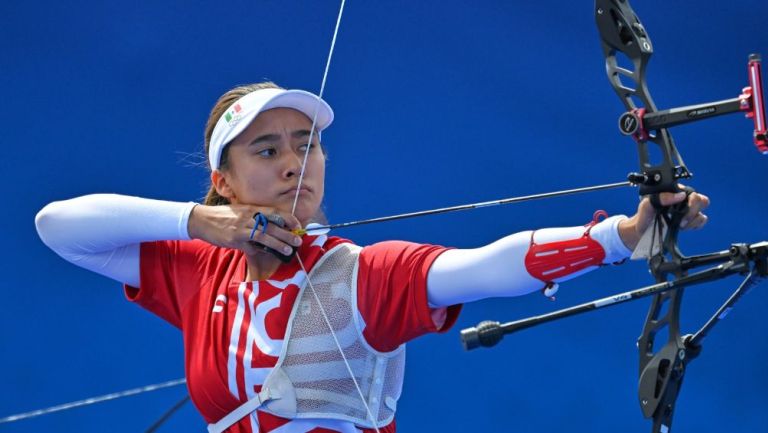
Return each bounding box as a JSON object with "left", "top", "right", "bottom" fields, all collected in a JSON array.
[
  {"left": 35, "top": 194, "right": 197, "bottom": 287},
  {"left": 426, "top": 215, "right": 632, "bottom": 307}
]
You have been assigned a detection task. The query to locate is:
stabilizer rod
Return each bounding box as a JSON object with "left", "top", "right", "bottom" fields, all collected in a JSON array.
[{"left": 461, "top": 241, "right": 768, "bottom": 351}]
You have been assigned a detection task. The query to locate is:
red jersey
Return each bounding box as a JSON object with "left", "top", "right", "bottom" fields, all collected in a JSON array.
[{"left": 124, "top": 234, "right": 461, "bottom": 432}]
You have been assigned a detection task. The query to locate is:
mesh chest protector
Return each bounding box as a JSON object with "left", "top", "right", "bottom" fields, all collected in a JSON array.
[{"left": 208, "top": 243, "right": 406, "bottom": 433}]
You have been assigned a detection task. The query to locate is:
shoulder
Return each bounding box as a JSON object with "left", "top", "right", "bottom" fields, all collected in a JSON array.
[{"left": 359, "top": 240, "right": 450, "bottom": 266}]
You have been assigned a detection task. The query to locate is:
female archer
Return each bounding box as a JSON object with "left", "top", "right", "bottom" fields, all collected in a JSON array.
[{"left": 35, "top": 82, "right": 709, "bottom": 433}]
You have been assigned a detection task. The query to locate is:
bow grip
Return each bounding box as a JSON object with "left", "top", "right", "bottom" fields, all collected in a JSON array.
[{"left": 648, "top": 185, "right": 694, "bottom": 226}]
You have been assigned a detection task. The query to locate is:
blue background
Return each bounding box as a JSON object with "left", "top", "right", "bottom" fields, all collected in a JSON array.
[{"left": 2, "top": 1, "right": 767, "bottom": 432}]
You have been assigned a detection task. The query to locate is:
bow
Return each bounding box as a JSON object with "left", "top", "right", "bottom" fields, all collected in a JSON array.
[
  {"left": 597, "top": 1, "right": 766, "bottom": 430},
  {"left": 596, "top": 1, "right": 695, "bottom": 429},
  {"left": 460, "top": 1, "right": 767, "bottom": 432}
]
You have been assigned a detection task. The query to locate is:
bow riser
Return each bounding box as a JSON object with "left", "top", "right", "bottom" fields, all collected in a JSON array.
[
  {"left": 596, "top": 1, "right": 692, "bottom": 431},
  {"left": 596, "top": 0, "right": 690, "bottom": 197}
]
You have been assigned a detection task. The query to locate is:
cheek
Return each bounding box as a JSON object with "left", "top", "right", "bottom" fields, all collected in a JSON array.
[
  {"left": 245, "top": 172, "right": 274, "bottom": 196},
  {"left": 312, "top": 156, "right": 326, "bottom": 187},
  {"left": 230, "top": 163, "right": 274, "bottom": 201}
]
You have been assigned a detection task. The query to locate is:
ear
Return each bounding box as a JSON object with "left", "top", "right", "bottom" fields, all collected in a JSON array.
[{"left": 211, "top": 170, "right": 237, "bottom": 201}]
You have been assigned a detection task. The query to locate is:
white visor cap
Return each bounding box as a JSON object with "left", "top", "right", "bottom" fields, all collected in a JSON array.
[{"left": 208, "top": 88, "right": 334, "bottom": 170}]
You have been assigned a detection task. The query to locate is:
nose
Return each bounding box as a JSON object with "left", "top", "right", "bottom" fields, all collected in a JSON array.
[{"left": 281, "top": 148, "right": 304, "bottom": 179}]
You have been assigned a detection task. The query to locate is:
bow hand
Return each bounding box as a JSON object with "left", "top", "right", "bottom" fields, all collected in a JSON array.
[{"left": 618, "top": 187, "right": 710, "bottom": 251}]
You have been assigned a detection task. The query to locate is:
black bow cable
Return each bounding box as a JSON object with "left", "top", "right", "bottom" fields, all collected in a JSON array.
[{"left": 144, "top": 395, "right": 191, "bottom": 433}]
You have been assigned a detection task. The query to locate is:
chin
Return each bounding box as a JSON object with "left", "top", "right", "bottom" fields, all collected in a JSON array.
[{"left": 295, "top": 205, "right": 323, "bottom": 225}]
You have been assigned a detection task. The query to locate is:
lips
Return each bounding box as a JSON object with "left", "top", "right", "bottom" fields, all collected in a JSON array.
[{"left": 281, "top": 185, "right": 312, "bottom": 195}]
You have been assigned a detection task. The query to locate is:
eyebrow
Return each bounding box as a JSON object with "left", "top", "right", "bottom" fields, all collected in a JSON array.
[{"left": 249, "top": 129, "right": 314, "bottom": 146}]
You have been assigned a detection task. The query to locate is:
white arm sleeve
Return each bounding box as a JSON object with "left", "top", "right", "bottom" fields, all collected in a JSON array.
[
  {"left": 427, "top": 215, "right": 632, "bottom": 307},
  {"left": 35, "top": 194, "right": 197, "bottom": 288}
]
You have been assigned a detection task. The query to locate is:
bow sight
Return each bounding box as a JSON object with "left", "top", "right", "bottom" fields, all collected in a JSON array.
[
  {"left": 461, "top": 1, "right": 767, "bottom": 432},
  {"left": 616, "top": 55, "right": 767, "bottom": 155}
]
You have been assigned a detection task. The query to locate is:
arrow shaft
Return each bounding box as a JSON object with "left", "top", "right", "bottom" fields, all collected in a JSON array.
[{"left": 301, "top": 180, "right": 632, "bottom": 235}]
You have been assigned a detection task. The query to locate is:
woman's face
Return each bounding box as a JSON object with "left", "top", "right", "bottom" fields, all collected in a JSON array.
[{"left": 215, "top": 107, "right": 326, "bottom": 224}]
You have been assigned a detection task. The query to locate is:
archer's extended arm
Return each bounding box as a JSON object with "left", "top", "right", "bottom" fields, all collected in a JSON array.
[{"left": 426, "top": 213, "right": 631, "bottom": 307}]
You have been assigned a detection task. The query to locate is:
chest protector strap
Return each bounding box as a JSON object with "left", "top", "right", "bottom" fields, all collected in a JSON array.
[{"left": 208, "top": 243, "right": 406, "bottom": 433}]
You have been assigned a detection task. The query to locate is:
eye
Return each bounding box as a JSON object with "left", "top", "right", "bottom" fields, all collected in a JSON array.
[
  {"left": 298, "top": 143, "right": 314, "bottom": 153},
  {"left": 256, "top": 147, "right": 277, "bottom": 157}
]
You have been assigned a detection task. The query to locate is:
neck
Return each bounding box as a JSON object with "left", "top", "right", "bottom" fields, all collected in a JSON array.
[{"left": 245, "top": 251, "right": 284, "bottom": 281}]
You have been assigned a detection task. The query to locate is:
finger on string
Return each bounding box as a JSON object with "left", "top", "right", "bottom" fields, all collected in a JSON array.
[
  {"left": 263, "top": 213, "right": 302, "bottom": 246},
  {"left": 264, "top": 213, "right": 285, "bottom": 228},
  {"left": 247, "top": 231, "right": 295, "bottom": 257},
  {"left": 278, "top": 213, "right": 302, "bottom": 230},
  {"left": 251, "top": 219, "right": 302, "bottom": 248}
]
